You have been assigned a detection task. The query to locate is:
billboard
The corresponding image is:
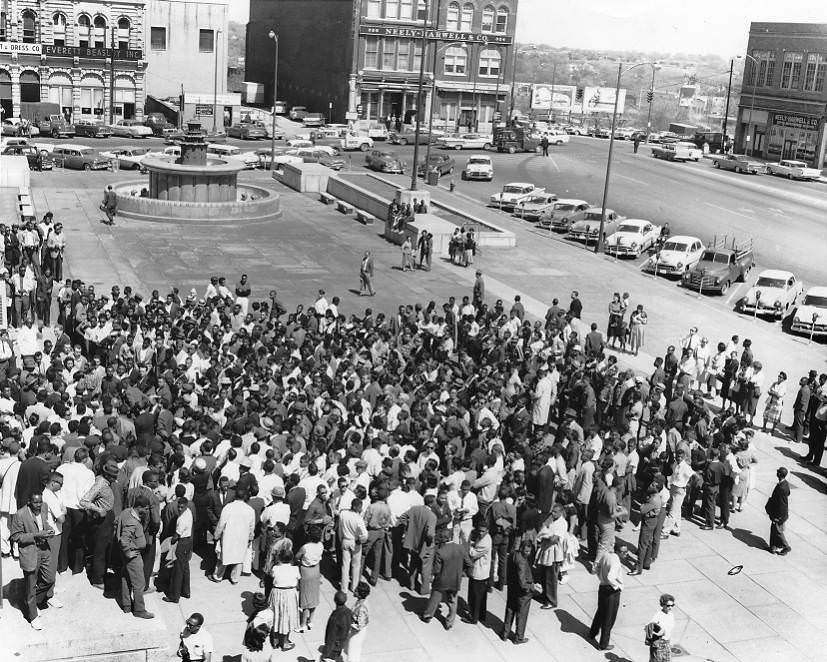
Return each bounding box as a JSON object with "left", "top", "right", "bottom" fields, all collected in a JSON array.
[
  {"left": 708, "top": 97, "right": 726, "bottom": 118},
  {"left": 583, "top": 86, "right": 626, "bottom": 115},
  {"left": 678, "top": 85, "right": 697, "bottom": 108},
  {"left": 531, "top": 84, "right": 576, "bottom": 114}
]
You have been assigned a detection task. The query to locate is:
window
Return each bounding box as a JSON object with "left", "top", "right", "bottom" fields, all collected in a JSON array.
[
  {"left": 117, "top": 18, "right": 130, "bottom": 50},
  {"left": 199, "top": 29, "right": 215, "bottom": 53},
  {"left": 803, "top": 53, "right": 827, "bottom": 92},
  {"left": 460, "top": 3, "right": 473, "bottom": 31},
  {"left": 21, "top": 10, "right": 37, "bottom": 43},
  {"left": 417, "top": 0, "right": 427, "bottom": 21},
  {"left": 481, "top": 5, "right": 494, "bottom": 32},
  {"left": 446, "top": 2, "right": 459, "bottom": 31},
  {"left": 495, "top": 7, "right": 508, "bottom": 33},
  {"left": 150, "top": 27, "right": 167, "bottom": 50},
  {"left": 382, "top": 39, "right": 396, "bottom": 69},
  {"left": 366, "top": 0, "right": 381, "bottom": 18},
  {"left": 478, "top": 48, "right": 501, "bottom": 77},
  {"left": 413, "top": 42, "right": 422, "bottom": 71},
  {"left": 19, "top": 70, "right": 40, "bottom": 103},
  {"left": 92, "top": 16, "right": 106, "bottom": 48},
  {"left": 397, "top": 40, "right": 410, "bottom": 71},
  {"left": 0, "top": 11, "right": 5, "bottom": 40},
  {"left": 753, "top": 50, "right": 776, "bottom": 87},
  {"left": 77, "top": 15, "right": 90, "bottom": 48},
  {"left": 365, "top": 37, "right": 379, "bottom": 68},
  {"left": 385, "top": 0, "right": 400, "bottom": 19},
  {"left": 400, "top": 0, "right": 413, "bottom": 20},
  {"left": 52, "top": 12, "right": 67, "bottom": 47},
  {"left": 444, "top": 46, "right": 467, "bottom": 74},
  {"left": 780, "top": 52, "right": 803, "bottom": 89}
]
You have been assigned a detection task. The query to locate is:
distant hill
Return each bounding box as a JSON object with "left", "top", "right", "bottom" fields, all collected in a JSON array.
[{"left": 228, "top": 21, "right": 246, "bottom": 69}]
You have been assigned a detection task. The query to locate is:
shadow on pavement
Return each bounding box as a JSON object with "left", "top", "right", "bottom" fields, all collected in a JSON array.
[
  {"left": 729, "top": 527, "right": 768, "bottom": 551},
  {"left": 398, "top": 590, "right": 427, "bottom": 614},
  {"left": 554, "top": 608, "right": 592, "bottom": 639},
  {"left": 792, "top": 470, "right": 827, "bottom": 494}
]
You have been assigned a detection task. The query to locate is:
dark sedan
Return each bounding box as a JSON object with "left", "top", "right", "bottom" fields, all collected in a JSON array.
[
  {"left": 226, "top": 123, "right": 268, "bottom": 140},
  {"left": 74, "top": 120, "right": 113, "bottom": 138},
  {"left": 1, "top": 145, "right": 54, "bottom": 170},
  {"left": 417, "top": 154, "right": 455, "bottom": 177},
  {"left": 388, "top": 128, "right": 442, "bottom": 145}
]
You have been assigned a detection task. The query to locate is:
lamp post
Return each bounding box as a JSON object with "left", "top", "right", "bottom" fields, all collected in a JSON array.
[
  {"left": 409, "top": 0, "right": 430, "bottom": 191},
  {"left": 212, "top": 28, "right": 222, "bottom": 133},
  {"left": 644, "top": 65, "right": 657, "bottom": 143},
  {"left": 108, "top": 28, "right": 116, "bottom": 125},
  {"left": 595, "top": 60, "right": 660, "bottom": 254},
  {"left": 268, "top": 29, "right": 279, "bottom": 171},
  {"left": 722, "top": 58, "right": 734, "bottom": 153},
  {"left": 738, "top": 53, "right": 758, "bottom": 156}
]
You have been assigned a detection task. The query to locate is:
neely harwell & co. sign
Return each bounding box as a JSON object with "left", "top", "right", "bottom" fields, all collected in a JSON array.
[
  {"left": 43, "top": 45, "right": 143, "bottom": 60},
  {"left": 772, "top": 113, "right": 820, "bottom": 132},
  {"left": 0, "top": 41, "right": 42, "bottom": 55},
  {"left": 359, "top": 25, "right": 512, "bottom": 44}
]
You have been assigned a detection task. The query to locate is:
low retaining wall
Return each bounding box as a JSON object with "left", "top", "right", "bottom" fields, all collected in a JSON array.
[
  {"left": 327, "top": 175, "right": 390, "bottom": 220},
  {"left": 279, "top": 162, "right": 331, "bottom": 193}
]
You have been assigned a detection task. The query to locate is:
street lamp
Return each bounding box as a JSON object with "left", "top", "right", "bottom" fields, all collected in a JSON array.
[
  {"left": 212, "top": 28, "right": 223, "bottom": 133},
  {"left": 722, "top": 58, "right": 735, "bottom": 153},
  {"left": 268, "top": 29, "right": 279, "bottom": 171},
  {"left": 738, "top": 53, "right": 758, "bottom": 156},
  {"left": 409, "top": 0, "right": 431, "bottom": 191},
  {"left": 595, "top": 60, "right": 661, "bottom": 254},
  {"left": 507, "top": 45, "right": 536, "bottom": 122}
]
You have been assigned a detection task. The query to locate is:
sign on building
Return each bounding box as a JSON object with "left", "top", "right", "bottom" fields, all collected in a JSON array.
[
  {"left": 583, "top": 87, "right": 626, "bottom": 115},
  {"left": 42, "top": 45, "right": 143, "bottom": 60},
  {"left": 358, "top": 25, "right": 513, "bottom": 44},
  {"left": 195, "top": 104, "right": 213, "bottom": 117},
  {"left": 772, "top": 113, "right": 819, "bottom": 131},
  {"left": 678, "top": 85, "right": 697, "bottom": 108},
  {"left": 531, "top": 84, "right": 576, "bottom": 113},
  {"left": 0, "top": 42, "right": 42, "bottom": 55}
]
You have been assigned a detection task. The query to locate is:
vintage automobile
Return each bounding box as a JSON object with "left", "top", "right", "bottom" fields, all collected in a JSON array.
[
  {"left": 111, "top": 120, "right": 153, "bottom": 138},
  {"left": 205, "top": 143, "right": 260, "bottom": 169},
  {"left": 100, "top": 147, "right": 150, "bottom": 170},
  {"left": 37, "top": 114, "right": 75, "bottom": 138},
  {"left": 74, "top": 120, "right": 113, "bottom": 138},
  {"left": 543, "top": 129, "right": 570, "bottom": 145},
  {"left": 650, "top": 141, "right": 702, "bottom": 162},
  {"left": 295, "top": 147, "right": 345, "bottom": 171},
  {"left": 226, "top": 123, "right": 268, "bottom": 140},
  {"left": 2, "top": 118, "right": 40, "bottom": 136},
  {"left": 765, "top": 159, "right": 822, "bottom": 181},
  {"left": 513, "top": 192, "right": 559, "bottom": 221},
  {"left": 388, "top": 128, "right": 443, "bottom": 145},
  {"left": 289, "top": 106, "right": 308, "bottom": 121},
  {"left": 436, "top": 132, "right": 493, "bottom": 150},
  {"left": 461, "top": 155, "right": 494, "bottom": 181},
  {"left": 643, "top": 235, "right": 705, "bottom": 276},
  {"left": 417, "top": 153, "right": 455, "bottom": 177},
  {"left": 542, "top": 199, "right": 592, "bottom": 231},
  {"left": 791, "top": 286, "right": 827, "bottom": 337},
  {"left": 738, "top": 269, "right": 804, "bottom": 319},
  {"left": 710, "top": 154, "right": 766, "bottom": 174},
  {"left": 489, "top": 183, "right": 541, "bottom": 211},
  {"left": 365, "top": 149, "right": 405, "bottom": 174},
  {"left": 338, "top": 132, "right": 373, "bottom": 151},
  {"left": 605, "top": 219, "right": 662, "bottom": 257},
  {"left": 564, "top": 125, "right": 588, "bottom": 136},
  {"left": 681, "top": 240, "right": 754, "bottom": 294},
  {"left": 302, "top": 113, "right": 326, "bottom": 127},
  {"left": 52, "top": 145, "right": 111, "bottom": 170},
  {"left": 568, "top": 207, "right": 624, "bottom": 243},
  {"left": 612, "top": 127, "right": 636, "bottom": 140},
  {"left": 1, "top": 144, "right": 54, "bottom": 169}
]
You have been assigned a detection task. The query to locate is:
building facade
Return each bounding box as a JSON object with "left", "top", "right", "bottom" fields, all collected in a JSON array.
[
  {"left": 736, "top": 22, "right": 827, "bottom": 169},
  {"left": 246, "top": 0, "right": 516, "bottom": 132},
  {"left": 0, "top": 1, "right": 146, "bottom": 122}
]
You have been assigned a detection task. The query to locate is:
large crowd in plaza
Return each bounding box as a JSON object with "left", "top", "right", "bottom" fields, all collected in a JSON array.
[{"left": 0, "top": 213, "right": 825, "bottom": 662}]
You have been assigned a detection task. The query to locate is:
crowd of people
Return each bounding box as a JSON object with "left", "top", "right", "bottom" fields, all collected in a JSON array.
[{"left": 0, "top": 264, "right": 823, "bottom": 662}]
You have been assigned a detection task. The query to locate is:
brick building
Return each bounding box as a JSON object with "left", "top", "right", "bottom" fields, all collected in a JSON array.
[
  {"left": 246, "top": 0, "right": 517, "bottom": 132},
  {"left": 736, "top": 22, "right": 827, "bottom": 169},
  {"left": 0, "top": 1, "right": 146, "bottom": 122}
]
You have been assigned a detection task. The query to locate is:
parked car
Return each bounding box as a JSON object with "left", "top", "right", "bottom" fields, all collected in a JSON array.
[
  {"left": 791, "top": 286, "right": 827, "bottom": 338},
  {"left": 643, "top": 235, "right": 705, "bottom": 276},
  {"left": 542, "top": 199, "right": 592, "bottom": 231},
  {"left": 417, "top": 154, "right": 455, "bottom": 177},
  {"left": 226, "top": 123, "right": 268, "bottom": 140},
  {"left": 681, "top": 241, "right": 754, "bottom": 294},
  {"left": 296, "top": 147, "right": 345, "bottom": 171},
  {"left": 605, "top": 219, "right": 662, "bottom": 257},
  {"left": 612, "top": 127, "right": 636, "bottom": 140},
  {"left": 289, "top": 106, "right": 308, "bottom": 121},
  {"left": 52, "top": 145, "right": 111, "bottom": 170},
  {"left": 388, "top": 128, "right": 443, "bottom": 145},
  {"left": 564, "top": 125, "right": 588, "bottom": 136},
  {"left": 543, "top": 130, "right": 570, "bottom": 145},
  {"left": 37, "top": 114, "right": 75, "bottom": 138},
  {"left": 489, "top": 183, "right": 541, "bottom": 211},
  {"left": 437, "top": 132, "right": 493, "bottom": 150},
  {"left": 513, "top": 193, "right": 559, "bottom": 221},
  {"left": 462, "top": 155, "right": 494, "bottom": 181},
  {"left": 650, "top": 141, "right": 702, "bottom": 162},
  {"left": 100, "top": 147, "right": 150, "bottom": 170},
  {"left": 738, "top": 269, "right": 803, "bottom": 319},
  {"left": 273, "top": 100, "right": 288, "bottom": 115},
  {"left": 1, "top": 144, "right": 53, "bottom": 169},
  {"left": 205, "top": 143, "right": 259, "bottom": 169},
  {"left": 338, "top": 132, "right": 373, "bottom": 151},
  {"left": 568, "top": 207, "right": 624, "bottom": 243},
  {"left": 765, "top": 159, "right": 822, "bottom": 181},
  {"left": 710, "top": 154, "right": 766, "bottom": 174},
  {"left": 592, "top": 127, "right": 611, "bottom": 139},
  {"left": 365, "top": 149, "right": 405, "bottom": 174},
  {"left": 111, "top": 120, "right": 153, "bottom": 138},
  {"left": 302, "top": 113, "right": 325, "bottom": 127},
  {"left": 2, "top": 118, "right": 39, "bottom": 136},
  {"left": 74, "top": 120, "right": 113, "bottom": 138}
]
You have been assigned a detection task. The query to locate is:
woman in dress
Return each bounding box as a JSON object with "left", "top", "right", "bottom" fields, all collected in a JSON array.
[
  {"left": 732, "top": 435, "right": 758, "bottom": 511},
  {"left": 607, "top": 293, "right": 625, "bottom": 350},
  {"left": 628, "top": 304, "right": 647, "bottom": 356},
  {"left": 645, "top": 593, "right": 676, "bottom": 662},
  {"left": 261, "top": 522, "right": 293, "bottom": 598},
  {"left": 347, "top": 581, "right": 371, "bottom": 662},
  {"left": 762, "top": 371, "right": 788, "bottom": 434},
  {"left": 268, "top": 548, "right": 300, "bottom": 652},
  {"left": 719, "top": 351, "right": 740, "bottom": 411},
  {"left": 295, "top": 525, "right": 323, "bottom": 633},
  {"left": 241, "top": 623, "right": 275, "bottom": 662}
]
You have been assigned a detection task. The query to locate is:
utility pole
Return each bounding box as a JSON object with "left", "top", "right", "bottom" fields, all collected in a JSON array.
[
  {"left": 409, "top": 0, "right": 429, "bottom": 191},
  {"left": 645, "top": 65, "right": 656, "bottom": 143},
  {"left": 269, "top": 30, "right": 279, "bottom": 170},
  {"left": 108, "top": 29, "right": 116, "bottom": 125},
  {"left": 422, "top": 0, "right": 443, "bottom": 178},
  {"left": 213, "top": 29, "right": 222, "bottom": 133},
  {"left": 722, "top": 58, "right": 734, "bottom": 152}
]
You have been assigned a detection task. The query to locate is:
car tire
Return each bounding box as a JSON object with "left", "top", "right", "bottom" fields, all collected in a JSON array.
[
  {"left": 448, "top": 167, "right": 454, "bottom": 175},
  {"left": 483, "top": 143, "right": 491, "bottom": 150},
  {"left": 84, "top": 164, "right": 91, "bottom": 171},
  {"left": 359, "top": 143, "right": 369, "bottom": 152},
  {"left": 508, "top": 146, "right": 516, "bottom": 154},
  {"left": 461, "top": 172, "right": 467, "bottom": 180},
  {"left": 52, "top": 129, "right": 60, "bottom": 138},
  {"left": 399, "top": 138, "right": 408, "bottom": 146},
  {"left": 721, "top": 280, "right": 731, "bottom": 294},
  {"left": 454, "top": 144, "right": 462, "bottom": 150},
  {"left": 787, "top": 173, "right": 793, "bottom": 180},
  {"left": 714, "top": 162, "right": 719, "bottom": 168}
]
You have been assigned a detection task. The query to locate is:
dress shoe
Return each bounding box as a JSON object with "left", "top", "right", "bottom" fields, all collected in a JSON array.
[
  {"left": 540, "top": 603, "right": 555, "bottom": 610},
  {"left": 368, "top": 578, "right": 377, "bottom": 586},
  {"left": 281, "top": 642, "right": 295, "bottom": 652},
  {"left": 513, "top": 637, "right": 529, "bottom": 645},
  {"left": 670, "top": 531, "right": 681, "bottom": 537},
  {"left": 716, "top": 524, "right": 725, "bottom": 529},
  {"left": 30, "top": 617, "right": 44, "bottom": 630},
  {"left": 600, "top": 645, "right": 615, "bottom": 651},
  {"left": 47, "top": 597, "right": 63, "bottom": 608},
  {"left": 143, "top": 586, "right": 156, "bottom": 594},
  {"left": 133, "top": 611, "right": 155, "bottom": 619},
  {"left": 700, "top": 525, "right": 713, "bottom": 530},
  {"left": 461, "top": 617, "right": 478, "bottom": 624},
  {"left": 500, "top": 631, "right": 510, "bottom": 642},
  {"left": 162, "top": 596, "right": 179, "bottom": 604},
  {"left": 778, "top": 548, "right": 790, "bottom": 556},
  {"left": 628, "top": 570, "right": 642, "bottom": 576},
  {"left": 208, "top": 576, "right": 221, "bottom": 583},
  {"left": 420, "top": 615, "right": 432, "bottom": 623}
]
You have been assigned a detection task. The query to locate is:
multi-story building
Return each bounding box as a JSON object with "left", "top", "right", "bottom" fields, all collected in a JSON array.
[
  {"left": 736, "top": 22, "right": 827, "bottom": 169},
  {"left": 246, "top": 0, "right": 516, "bottom": 132},
  {"left": 0, "top": 1, "right": 146, "bottom": 122}
]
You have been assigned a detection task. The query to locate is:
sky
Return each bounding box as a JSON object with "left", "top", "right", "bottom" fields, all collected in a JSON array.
[{"left": 229, "top": 0, "right": 827, "bottom": 58}]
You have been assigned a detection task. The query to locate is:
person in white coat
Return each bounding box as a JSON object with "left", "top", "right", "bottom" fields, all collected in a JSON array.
[
  {"left": 532, "top": 364, "right": 555, "bottom": 433},
  {"left": 211, "top": 487, "right": 255, "bottom": 584},
  {"left": 0, "top": 442, "right": 21, "bottom": 557}
]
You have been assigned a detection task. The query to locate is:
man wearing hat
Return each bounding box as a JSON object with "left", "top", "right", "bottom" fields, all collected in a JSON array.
[{"left": 79, "top": 459, "right": 120, "bottom": 588}]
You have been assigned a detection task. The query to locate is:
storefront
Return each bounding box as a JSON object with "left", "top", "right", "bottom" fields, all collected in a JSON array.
[{"left": 766, "top": 112, "right": 823, "bottom": 163}]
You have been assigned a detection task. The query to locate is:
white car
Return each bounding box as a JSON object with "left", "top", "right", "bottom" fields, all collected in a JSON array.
[
  {"left": 791, "top": 286, "right": 827, "bottom": 337},
  {"left": 766, "top": 159, "right": 822, "bottom": 181},
  {"left": 206, "top": 143, "right": 260, "bottom": 169},
  {"left": 489, "top": 183, "right": 541, "bottom": 210},
  {"left": 111, "top": 120, "right": 153, "bottom": 138},
  {"left": 544, "top": 130, "right": 569, "bottom": 145},
  {"left": 339, "top": 133, "right": 373, "bottom": 151},
  {"left": 739, "top": 269, "right": 804, "bottom": 319},
  {"left": 644, "top": 235, "right": 705, "bottom": 276},
  {"left": 462, "top": 155, "right": 494, "bottom": 181},
  {"left": 2, "top": 118, "right": 39, "bottom": 136},
  {"left": 513, "top": 193, "right": 559, "bottom": 221},
  {"left": 286, "top": 138, "right": 314, "bottom": 148},
  {"left": 437, "top": 133, "right": 493, "bottom": 150},
  {"left": 542, "top": 199, "right": 592, "bottom": 231},
  {"left": 605, "top": 219, "right": 662, "bottom": 258},
  {"left": 100, "top": 147, "right": 150, "bottom": 170}
]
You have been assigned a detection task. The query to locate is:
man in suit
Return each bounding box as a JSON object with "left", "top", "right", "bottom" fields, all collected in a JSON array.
[
  {"left": 14, "top": 436, "right": 53, "bottom": 510},
  {"left": 790, "top": 377, "right": 811, "bottom": 444},
  {"left": 10, "top": 492, "right": 55, "bottom": 629},
  {"left": 116, "top": 492, "right": 153, "bottom": 618},
  {"left": 502, "top": 538, "right": 539, "bottom": 643},
  {"left": 359, "top": 251, "right": 375, "bottom": 297},
  {"left": 765, "top": 467, "right": 791, "bottom": 555},
  {"left": 126, "top": 470, "right": 161, "bottom": 593},
  {"left": 399, "top": 494, "right": 437, "bottom": 595},
  {"left": 585, "top": 323, "right": 605, "bottom": 359},
  {"left": 421, "top": 528, "right": 470, "bottom": 629}
]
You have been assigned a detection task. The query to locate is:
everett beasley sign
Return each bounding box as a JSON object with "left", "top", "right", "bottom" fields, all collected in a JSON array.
[
  {"left": 43, "top": 45, "right": 143, "bottom": 60},
  {"left": 772, "top": 113, "right": 820, "bottom": 131},
  {"left": 0, "top": 41, "right": 42, "bottom": 55},
  {"left": 359, "top": 25, "right": 512, "bottom": 44}
]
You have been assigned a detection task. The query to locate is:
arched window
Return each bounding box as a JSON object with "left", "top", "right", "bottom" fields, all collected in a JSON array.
[
  {"left": 117, "top": 17, "right": 130, "bottom": 50},
  {"left": 77, "top": 14, "right": 91, "bottom": 47},
  {"left": 92, "top": 15, "right": 107, "bottom": 48},
  {"left": 21, "top": 10, "right": 37, "bottom": 43},
  {"left": 446, "top": 2, "right": 459, "bottom": 31},
  {"left": 52, "top": 12, "right": 67, "bottom": 46},
  {"left": 19, "top": 70, "right": 41, "bottom": 103},
  {"left": 481, "top": 5, "right": 495, "bottom": 32},
  {"left": 444, "top": 46, "right": 467, "bottom": 75},
  {"left": 479, "top": 49, "right": 501, "bottom": 76},
  {"left": 495, "top": 7, "right": 508, "bottom": 33},
  {"left": 460, "top": 4, "right": 473, "bottom": 31}
]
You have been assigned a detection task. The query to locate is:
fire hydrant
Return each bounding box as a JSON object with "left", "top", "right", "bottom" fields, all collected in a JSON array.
[{"left": 449, "top": 177, "right": 456, "bottom": 192}]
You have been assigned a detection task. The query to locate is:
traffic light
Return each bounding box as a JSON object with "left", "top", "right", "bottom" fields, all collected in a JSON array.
[
  {"left": 575, "top": 88, "right": 584, "bottom": 102},
  {"left": 646, "top": 89, "right": 654, "bottom": 103}
]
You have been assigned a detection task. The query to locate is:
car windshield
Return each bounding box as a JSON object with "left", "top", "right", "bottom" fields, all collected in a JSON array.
[
  {"left": 803, "top": 295, "right": 827, "bottom": 307},
  {"left": 617, "top": 224, "right": 643, "bottom": 234},
  {"left": 783, "top": 161, "right": 806, "bottom": 167},
  {"left": 663, "top": 241, "right": 689, "bottom": 252},
  {"left": 503, "top": 186, "right": 527, "bottom": 193},
  {"left": 526, "top": 196, "right": 549, "bottom": 204},
  {"left": 756, "top": 277, "right": 787, "bottom": 288},
  {"left": 583, "top": 212, "right": 602, "bottom": 221},
  {"left": 554, "top": 203, "right": 577, "bottom": 211},
  {"left": 80, "top": 149, "right": 94, "bottom": 156},
  {"left": 468, "top": 157, "right": 489, "bottom": 164},
  {"left": 131, "top": 148, "right": 147, "bottom": 156},
  {"left": 702, "top": 252, "right": 730, "bottom": 264}
]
